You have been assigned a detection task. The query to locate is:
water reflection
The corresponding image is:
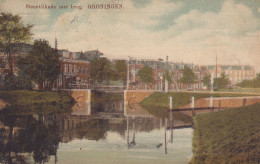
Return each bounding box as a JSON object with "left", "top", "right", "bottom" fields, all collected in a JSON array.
[
  {"left": 0, "top": 92, "right": 193, "bottom": 164},
  {"left": 0, "top": 111, "right": 60, "bottom": 164}
]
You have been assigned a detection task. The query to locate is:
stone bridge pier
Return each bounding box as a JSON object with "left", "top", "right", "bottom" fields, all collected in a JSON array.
[{"left": 65, "top": 89, "right": 92, "bottom": 103}]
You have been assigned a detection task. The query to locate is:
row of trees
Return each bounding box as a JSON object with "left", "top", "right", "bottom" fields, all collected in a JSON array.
[
  {"left": 237, "top": 73, "right": 260, "bottom": 88},
  {"left": 134, "top": 65, "right": 198, "bottom": 89},
  {"left": 134, "top": 65, "right": 230, "bottom": 90},
  {"left": 202, "top": 73, "right": 230, "bottom": 90}
]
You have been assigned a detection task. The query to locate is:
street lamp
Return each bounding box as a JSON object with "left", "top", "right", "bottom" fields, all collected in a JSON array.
[
  {"left": 126, "top": 56, "right": 130, "bottom": 90},
  {"left": 165, "top": 56, "right": 168, "bottom": 93},
  {"left": 158, "top": 58, "right": 164, "bottom": 91},
  {"left": 211, "top": 72, "right": 214, "bottom": 93}
]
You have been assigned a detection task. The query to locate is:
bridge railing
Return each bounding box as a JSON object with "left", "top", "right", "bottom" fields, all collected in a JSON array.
[{"left": 94, "top": 85, "right": 126, "bottom": 90}]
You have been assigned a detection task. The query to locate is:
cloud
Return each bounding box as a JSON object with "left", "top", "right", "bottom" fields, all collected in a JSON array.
[
  {"left": 48, "top": 0, "right": 260, "bottom": 71},
  {"left": 0, "top": 0, "right": 51, "bottom": 24},
  {"left": 1, "top": 0, "right": 260, "bottom": 71},
  {"left": 156, "top": 0, "right": 260, "bottom": 67},
  {"left": 50, "top": 0, "right": 182, "bottom": 51}
]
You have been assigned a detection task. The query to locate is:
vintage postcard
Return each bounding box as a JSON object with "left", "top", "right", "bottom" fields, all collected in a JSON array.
[{"left": 0, "top": 0, "right": 260, "bottom": 163}]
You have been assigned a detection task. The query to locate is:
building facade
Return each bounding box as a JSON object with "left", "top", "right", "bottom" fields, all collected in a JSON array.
[{"left": 207, "top": 64, "right": 256, "bottom": 85}]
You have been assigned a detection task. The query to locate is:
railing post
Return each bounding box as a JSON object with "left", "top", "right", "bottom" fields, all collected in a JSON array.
[
  {"left": 191, "top": 96, "right": 195, "bottom": 116},
  {"left": 127, "top": 116, "right": 129, "bottom": 147},
  {"left": 169, "top": 96, "right": 173, "bottom": 143},
  {"left": 164, "top": 118, "right": 168, "bottom": 154},
  {"left": 210, "top": 96, "right": 213, "bottom": 111}
]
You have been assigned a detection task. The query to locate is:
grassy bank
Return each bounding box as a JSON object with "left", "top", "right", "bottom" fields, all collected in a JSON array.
[
  {"left": 190, "top": 103, "right": 260, "bottom": 164},
  {"left": 0, "top": 90, "right": 75, "bottom": 106}
]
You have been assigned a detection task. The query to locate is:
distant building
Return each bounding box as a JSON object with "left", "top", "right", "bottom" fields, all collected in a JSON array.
[
  {"left": 128, "top": 59, "right": 164, "bottom": 90},
  {"left": 128, "top": 59, "right": 209, "bottom": 91},
  {"left": 76, "top": 50, "right": 104, "bottom": 62},
  {"left": 207, "top": 64, "right": 255, "bottom": 85},
  {"left": 0, "top": 43, "right": 33, "bottom": 75}
]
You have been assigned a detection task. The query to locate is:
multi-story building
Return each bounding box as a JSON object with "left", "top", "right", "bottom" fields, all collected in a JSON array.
[
  {"left": 55, "top": 58, "right": 90, "bottom": 89},
  {"left": 207, "top": 64, "right": 255, "bottom": 85},
  {"left": 128, "top": 59, "right": 209, "bottom": 91},
  {"left": 55, "top": 49, "right": 103, "bottom": 89}
]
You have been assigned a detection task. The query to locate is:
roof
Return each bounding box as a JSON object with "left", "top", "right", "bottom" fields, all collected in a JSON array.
[
  {"left": 243, "top": 66, "right": 253, "bottom": 70},
  {"left": 231, "top": 65, "right": 242, "bottom": 70},
  {"left": 220, "top": 65, "right": 230, "bottom": 70},
  {"left": 76, "top": 50, "right": 104, "bottom": 62},
  {"left": 207, "top": 66, "right": 215, "bottom": 70},
  {"left": 207, "top": 65, "right": 254, "bottom": 71}
]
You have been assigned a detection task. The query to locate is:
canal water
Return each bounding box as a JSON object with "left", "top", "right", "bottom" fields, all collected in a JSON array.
[{"left": 0, "top": 92, "right": 193, "bottom": 164}]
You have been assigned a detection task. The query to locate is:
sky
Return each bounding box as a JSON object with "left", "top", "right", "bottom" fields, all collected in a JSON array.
[{"left": 1, "top": 0, "right": 260, "bottom": 71}]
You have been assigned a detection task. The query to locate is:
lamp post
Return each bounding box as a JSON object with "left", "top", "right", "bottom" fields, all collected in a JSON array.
[
  {"left": 211, "top": 72, "right": 214, "bottom": 93},
  {"left": 165, "top": 56, "right": 168, "bottom": 93},
  {"left": 127, "top": 56, "right": 130, "bottom": 90},
  {"left": 158, "top": 58, "right": 164, "bottom": 91}
]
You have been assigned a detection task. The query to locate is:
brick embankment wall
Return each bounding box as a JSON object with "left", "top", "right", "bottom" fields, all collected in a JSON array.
[
  {"left": 124, "top": 90, "right": 154, "bottom": 104},
  {"left": 179, "top": 96, "right": 260, "bottom": 116},
  {"left": 180, "top": 97, "right": 260, "bottom": 109}
]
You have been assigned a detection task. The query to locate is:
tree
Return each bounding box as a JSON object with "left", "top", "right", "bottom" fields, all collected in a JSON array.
[
  {"left": 213, "top": 73, "right": 229, "bottom": 90},
  {"left": 179, "top": 66, "right": 197, "bottom": 89},
  {"left": 256, "top": 73, "right": 260, "bottom": 80},
  {"left": 90, "top": 57, "right": 112, "bottom": 84},
  {"left": 137, "top": 65, "right": 154, "bottom": 89},
  {"left": 21, "top": 40, "right": 60, "bottom": 90},
  {"left": 114, "top": 60, "right": 127, "bottom": 82},
  {"left": 202, "top": 74, "right": 211, "bottom": 89},
  {"left": 237, "top": 73, "right": 260, "bottom": 88},
  {"left": 4, "top": 70, "right": 32, "bottom": 90},
  {"left": 0, "top": 12, "right": 33, "bottom": 75}
]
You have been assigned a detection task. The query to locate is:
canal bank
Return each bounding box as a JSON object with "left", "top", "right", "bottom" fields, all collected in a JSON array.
[
  {"left": 190, "top": 103, "right": 260, "bottom": 163},
  {"left": 139, "top": 92, "right": 260, "bottom": 117},
  {"left": 0, "top": 90, "right": 75, "bottom": 110}
]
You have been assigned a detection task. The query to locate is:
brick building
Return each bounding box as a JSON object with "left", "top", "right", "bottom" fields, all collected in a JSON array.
[
  {"left": 127, "top": 59, "right": 209, "bottom": 91},
  {"left": 55, "top": 49, "right": 103, "bottom": 89}
]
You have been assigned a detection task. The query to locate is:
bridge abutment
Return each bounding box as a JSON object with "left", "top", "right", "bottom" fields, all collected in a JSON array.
[{"left": 64, "top": 89, "right": 92, "bottom": 103}]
